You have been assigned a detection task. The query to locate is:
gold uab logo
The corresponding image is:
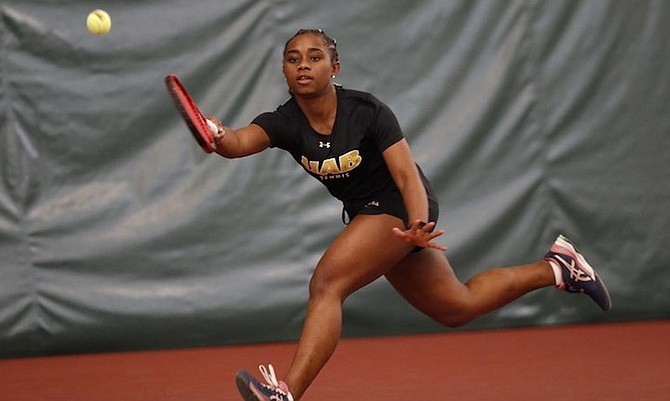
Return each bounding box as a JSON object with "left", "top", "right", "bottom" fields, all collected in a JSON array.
[{"left": 301, "top": 150, "right": 362, "bottom": 177}]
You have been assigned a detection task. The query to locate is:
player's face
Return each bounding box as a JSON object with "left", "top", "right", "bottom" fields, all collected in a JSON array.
[{"left": 283, "top": 34, "right": 339, "bottom": 98}]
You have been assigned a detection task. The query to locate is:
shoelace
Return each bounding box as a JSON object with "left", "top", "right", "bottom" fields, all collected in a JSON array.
[
  {"left": 258, "top": 364, "right": 294, "bottom": 401},
  {"left": 259, "top": 364, "right": 280, "bottom": 387}
]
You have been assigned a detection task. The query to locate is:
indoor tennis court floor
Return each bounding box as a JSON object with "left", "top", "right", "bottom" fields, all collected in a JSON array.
[{"left": 1, "top": 320, "right": 667, "bottom": 401}]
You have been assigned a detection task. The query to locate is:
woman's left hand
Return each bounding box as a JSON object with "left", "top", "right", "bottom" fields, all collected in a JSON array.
[{"left": 392, "top": 220, "right": 446, "bottom": 251}]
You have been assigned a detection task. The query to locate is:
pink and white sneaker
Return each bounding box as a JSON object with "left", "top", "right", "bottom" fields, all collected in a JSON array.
[
  {"left": 545, "top": 234, "right": 612, "bottom": 311},
  {"left": 236, "top": 364, "right": 294, "bottom": 401}
]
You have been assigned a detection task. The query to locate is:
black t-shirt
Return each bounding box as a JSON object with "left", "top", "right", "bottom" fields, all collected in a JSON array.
[{"left": 253, "top": 87, "right": 409, "bottom": 203}]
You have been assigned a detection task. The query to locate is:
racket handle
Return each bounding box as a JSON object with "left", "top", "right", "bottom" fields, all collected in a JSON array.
[{"left": 206, "top": 119, "right": 219, "bottom": 135}]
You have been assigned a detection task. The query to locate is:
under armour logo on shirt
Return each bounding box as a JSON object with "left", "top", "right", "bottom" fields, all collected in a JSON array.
[{"left": 319, "top": 141, "right": 331, "bottom": 148}]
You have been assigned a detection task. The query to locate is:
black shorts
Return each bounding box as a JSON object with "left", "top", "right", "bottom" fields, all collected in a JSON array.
[
  {"left": 342, "top": 188, "right": 439, "bottom": 226},
  {"left": 342, "top": 186, "right": 439, "bottom": 252}
]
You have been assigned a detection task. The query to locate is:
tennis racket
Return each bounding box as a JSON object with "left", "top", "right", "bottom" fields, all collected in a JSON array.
[{"left": 165, "top": 73, "right": 218, "bottom": 153}]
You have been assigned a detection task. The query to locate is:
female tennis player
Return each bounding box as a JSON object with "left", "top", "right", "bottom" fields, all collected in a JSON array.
[{"left": 208, "top": 29, "right": 611, "bottom": 401}]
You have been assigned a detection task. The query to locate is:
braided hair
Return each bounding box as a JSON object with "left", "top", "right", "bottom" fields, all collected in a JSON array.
[{"left": 283, "top": 28, "right": 339, "bottom": 63}]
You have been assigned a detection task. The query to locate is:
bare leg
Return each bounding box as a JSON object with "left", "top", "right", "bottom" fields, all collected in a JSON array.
[
  {"left": 281, "top": 214, "right": 554, "bottom": 399},
  {"left": 385, "top": 247, "right": 555, "bottom": 327},
  {"left": 283, "top": 214, "right": 412, "bottom": 399}
]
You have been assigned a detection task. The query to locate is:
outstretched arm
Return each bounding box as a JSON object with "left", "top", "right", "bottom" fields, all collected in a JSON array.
[{"left": 208, "top": 118, "right": 271, "bottom": 158}]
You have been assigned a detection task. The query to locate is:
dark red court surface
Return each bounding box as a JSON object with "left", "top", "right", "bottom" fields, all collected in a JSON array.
[{"left": 1, "top": 320, "right": 667, "bottom": 401}]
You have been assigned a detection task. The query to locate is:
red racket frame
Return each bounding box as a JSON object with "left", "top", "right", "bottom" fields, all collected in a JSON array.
[{"left": 165, "top": 74, "right": 215, "bottom": 153}]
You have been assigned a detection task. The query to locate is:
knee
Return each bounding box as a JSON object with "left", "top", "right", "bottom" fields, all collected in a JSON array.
[
  {"left": 307, "top": 274, "right": 327, "bottom": 298},
  {"left": 431, "top": 303, "right": 479, "bottom": 328},
  {"left": 308, "top": 267, "right": 347, "bottom": 302}
]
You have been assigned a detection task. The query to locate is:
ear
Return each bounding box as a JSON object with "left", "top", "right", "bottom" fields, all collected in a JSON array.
[
  {"left": 282, "top": 64, "right": 289, "bottom": 81},
  {"left": 331, "top": 61, "right": 341, "bottom": 77}
]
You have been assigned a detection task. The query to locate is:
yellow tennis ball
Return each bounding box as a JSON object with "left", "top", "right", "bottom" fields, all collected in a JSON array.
[{"left": 86, "top": 9, "right": 111, "bottom": 35}]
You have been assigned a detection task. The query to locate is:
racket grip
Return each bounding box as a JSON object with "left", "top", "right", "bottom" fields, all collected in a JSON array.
[{"left": 206, "top": 119, "right": 219, "bottom": 135}]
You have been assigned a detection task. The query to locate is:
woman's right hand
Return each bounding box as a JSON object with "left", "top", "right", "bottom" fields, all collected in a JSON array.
[{"left": 206, "top": 116, "right": 226, "bottom": 150}]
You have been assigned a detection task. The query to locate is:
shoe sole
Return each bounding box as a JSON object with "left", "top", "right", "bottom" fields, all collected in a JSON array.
[
  {"left": 236, "top": 370, "right": 260, "bottom": 401},
  {"left": 589, "top": 269, "right": 612, "bottom": 311}
]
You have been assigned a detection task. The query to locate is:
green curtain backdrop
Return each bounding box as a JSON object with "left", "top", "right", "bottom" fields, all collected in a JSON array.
[{"left": 1, "top": 0, "right": 668, "bottom": 358}]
